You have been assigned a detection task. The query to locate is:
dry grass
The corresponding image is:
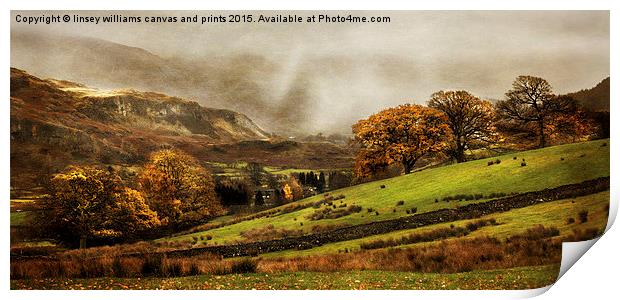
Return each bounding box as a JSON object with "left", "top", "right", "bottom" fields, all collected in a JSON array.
[
  {"left": 12, "top": 224, "right": 567, "bottom": 279},
  {"left": 260, "top": 227, "right": 561, "bottom": 274}
]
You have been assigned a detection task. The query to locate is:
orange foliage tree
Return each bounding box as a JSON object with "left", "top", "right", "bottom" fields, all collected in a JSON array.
[
  {"left": 282, "top": 176, "right": 303, "bottom": 202},
  {"left": 544, "top": 97, "right": 596, "bottom": 143},
  {"left": 352, "top": 104, "right": 452, "bottom": 177},
  {"left": 41, "top": 166, "right": 160, "bottom": 248},
  {"left": 428, "top": 90, "right": 497, "bottom": 162},
  {"left": 138, "top": 149, "right": 225, "bottom": 226}
]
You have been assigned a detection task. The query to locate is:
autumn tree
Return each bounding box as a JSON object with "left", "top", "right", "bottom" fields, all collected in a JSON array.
[
  {"left": 352, "top": 104, "right": 452, "bottom": 177},
  {"left": 40, "top": 166, "right": 160, "bottom": 248},
  {"left": 282, "top": 176, "right": 303, "bottom": 202},
  {"left": 543, "top": 96, "right": 596, "bottom": 143},
  {"left": 138, "top": 149, "right": 225, "bottom": 226},
  {"left": 496, "top": 76, "right": 576, "bottom": 148},
  {"left": 428, "top": 90, "right": 496, "bottom": 162}
]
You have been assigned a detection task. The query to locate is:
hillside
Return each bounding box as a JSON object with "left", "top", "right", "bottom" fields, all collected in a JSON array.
[
  {"left": 164, "top": 139, "right": 609, "bottom": 247},
  {"left": 10, "top": 68, "right": 354, "bottom": 189},
  {"left": 567, "top": 77, "right": 610, "bottom": 111},
  {"left": 10, "top": 68, "right": 271, "bottom": 187}
]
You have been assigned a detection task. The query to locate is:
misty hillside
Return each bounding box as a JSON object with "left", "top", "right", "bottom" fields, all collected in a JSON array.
[
  {"left": 566, "top": 77, "right": 610, "bottom": 112},
  {"left": 10, "top": 68, "right": 353, "bottom": 188},
  {"left": 10, "top": 31, "right": 307, "bottom": 135},
  {"left": 10, "top": 68, "right": 269, "bottom": 184}
]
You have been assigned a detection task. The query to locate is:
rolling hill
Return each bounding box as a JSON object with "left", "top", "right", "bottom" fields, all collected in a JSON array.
[{"left": 163, "top": 139, "right": 609, "bottom": 248}]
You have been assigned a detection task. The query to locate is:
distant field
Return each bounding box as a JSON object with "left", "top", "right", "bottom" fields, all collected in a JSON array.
[
  {"left": 11, "top": 264, "right": 558, "bottom": 290},
  {"left": 207, "top": 161, "right": 326, "bottom": 177},
  {"left": 163, "top": 139, "right": 609, "bottom": 245}
]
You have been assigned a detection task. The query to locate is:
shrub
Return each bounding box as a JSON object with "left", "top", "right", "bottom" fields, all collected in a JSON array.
[
  {"left": 396, "top": 200, "right": 405, "bottom": 206},
  {"left": 380, "top": 185, "right": 386, "bottom": 189},
  {"left": 560, "top": 157, "right": 565, "bottom": 161},
  {"left": 230, "top": 258, "right": 257, "bottom": 273},
  {"left": 566, "top": 217, "right": 575, "bottom": 224},
  {"left": 578, "top": 210, "right": 589, "bottom": 223},
  {"left": 566, "top": 228, "right": 601, "bottom": 242},
  {"left": 367, "top": 208, "right": 375, "bottom": 213},
  {"left": 163, "top": 260, "right": 182, "bottom": 277},
  {"left": 141, "top": 254, "right": 164, "bottom": 276},
  {"left": 487, "top": 161, "right": 494, "bottom": 166},
  {"left": 507, "top": 225, "right": 559, "bottom": 242},
  {"left": 375, "top": 211, "right": 380, "bottom": 216},
  {"left": 112, "top": 257, "right": 125, "bottom": 277},
  {"left": 410, "top": 207, "right": 418, "bottom": 214},
  {"left": 188, "top": 263, "right": 201, "bottom": 276},
  {"left": 307, "top": 205, "right": 362, "bottom": 221},
  {"left": 520, "top": 161, "right": 527, "bottom": 167},
  {"left": 513, "top": 157, "right": 517, "bottom": 160},
  {"left": 359, "top": 219, "right": 497, "bottom": 250},
  {"left": 495, "top": 159, "right": 501, "bottom": 164},
  {"left": 334, "top": 194, "right": 346, "bottom": 200}
]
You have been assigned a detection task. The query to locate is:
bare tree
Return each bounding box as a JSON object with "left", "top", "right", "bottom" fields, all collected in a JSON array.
[
  {"left": 496, "top": 76, "right": 575, "bottom": 148},
  {"left": 428, "top": 90, "right": 496, "bottom": 162}
]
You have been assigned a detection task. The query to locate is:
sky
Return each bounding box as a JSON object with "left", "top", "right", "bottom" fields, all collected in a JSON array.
[{"left": 11, "top": 11, "right": 610, "bottom": 134}]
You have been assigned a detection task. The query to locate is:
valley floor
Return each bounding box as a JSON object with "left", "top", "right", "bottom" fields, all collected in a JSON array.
[{"left": 11, "top": 264, "right": 558, "bottom": 290}]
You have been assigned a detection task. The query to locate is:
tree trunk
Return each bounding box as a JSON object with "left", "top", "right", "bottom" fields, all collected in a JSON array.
[
  {"left": 538, "top": 120, "right": 546, "bottom": 148},
  {"left": 455, "top": 142, "right": 466, "bottom": 163},
  {"left": 403, "top": 158, "right": 417, "bottom": 174},
  {"left": 79, "top": 236, "right": 87, "bottom": 249}
]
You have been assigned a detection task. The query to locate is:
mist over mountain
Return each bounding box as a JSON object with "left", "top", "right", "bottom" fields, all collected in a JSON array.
[
  {"left": 11, "top": 11, "right": 609, "bottom": 135},
  {"left": 10, "top": 68, "right": 269, "bottom": 185}
]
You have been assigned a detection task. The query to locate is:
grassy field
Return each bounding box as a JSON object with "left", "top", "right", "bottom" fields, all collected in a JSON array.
[
  {"left": 162, "top": 139, "right": 609, "bottom": 246},
  {"left": 262, "top": 191, "right": 609, "bottom": 258},
  {"left": 11, "top": 264, "right": 558, "bottom": 290}
]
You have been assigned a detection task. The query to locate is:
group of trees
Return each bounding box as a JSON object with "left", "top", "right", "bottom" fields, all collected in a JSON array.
[
  {"left": 39, "top": 149, "right": 225, "bottom": 248},
  {"left": 295, "top": 171, "right": 326, "bottom": 193},
  {"left": 214, "top": 178, "right": 253, "bottom": 206},
  {"left": 292, "top": 170, "right": 354, "bottom": 195},
  {"left": 353, "top": 75, "right": 598, "bottom": 179}
]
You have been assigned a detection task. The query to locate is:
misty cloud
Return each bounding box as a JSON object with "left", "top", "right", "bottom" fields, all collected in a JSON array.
[{"left": 10, "top": 11, "right": 609, "bottom": 135}]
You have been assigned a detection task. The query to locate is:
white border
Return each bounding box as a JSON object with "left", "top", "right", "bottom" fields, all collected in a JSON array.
[{"left": 2, "top": 1, "right": 617, "bottom": 300}]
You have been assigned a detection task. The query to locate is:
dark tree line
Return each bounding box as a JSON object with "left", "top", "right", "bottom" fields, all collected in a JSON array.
[{"left": 214, "top": 178, "right": 253, "bottom": 206}]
